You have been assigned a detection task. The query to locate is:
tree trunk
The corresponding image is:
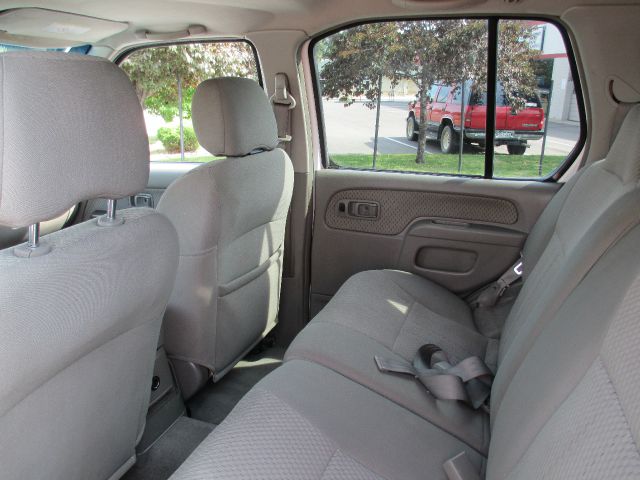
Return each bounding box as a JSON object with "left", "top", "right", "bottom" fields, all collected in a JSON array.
[{"left": 415, "top": 68, "right": 430, "bottom": 164}]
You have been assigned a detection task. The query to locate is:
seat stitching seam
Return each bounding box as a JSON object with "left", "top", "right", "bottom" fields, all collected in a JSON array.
[
  {"left": 391, "top": 299, "right": 416, "bottom": 353},
  {"left": 601, "top": 353, "right": 640, "bottom": 455},
  {"left": 318, "top": 448, "right": 340, "bottom": 480}
]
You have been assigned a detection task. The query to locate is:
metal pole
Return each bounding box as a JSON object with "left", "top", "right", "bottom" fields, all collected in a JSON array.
[
  {"left": 539, "top": 79, "right": 553, "bottom": 176},
  {"left": 177, "top": 75, "right": 185, "bottom": 163},
  {"left": 106, "top": 199, "right": 117, "bottom": 221},
  {"left": 458, "top": 81, "right": 466, "bottom": 173},
  {"left": 27, "top": 223, "right": 40, "bottom": 249},
  {"left": 372, "top": 73, "right": 383, "bottom": 169}
]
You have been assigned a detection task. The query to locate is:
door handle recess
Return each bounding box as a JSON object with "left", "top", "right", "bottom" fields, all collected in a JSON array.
[{"left": 337, "top": 200, "right": 379, "bottom": 219}]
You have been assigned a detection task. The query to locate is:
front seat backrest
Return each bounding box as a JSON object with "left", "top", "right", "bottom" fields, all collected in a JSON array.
[
  {"left": 0, "top": 52, "right": 179, "bottom": 480},
  {"left": 158, "top": 77, "right": 294, "bottom": 398}
]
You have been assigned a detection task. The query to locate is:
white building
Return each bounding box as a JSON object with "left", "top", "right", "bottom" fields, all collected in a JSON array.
[{"left": 532, "top": 21, "right": 581, "bottom": 122}]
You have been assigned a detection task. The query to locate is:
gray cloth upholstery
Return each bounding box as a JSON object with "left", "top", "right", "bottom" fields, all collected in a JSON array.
[
  {"left": 172, "top": 222, "right": 640, "bottom": 479},
  {"left": 488, "top": 222, "right": 640, "bottom": 479},
  {"left": 191, "top": 77, "right": 279, "bottom": 157},
  {"left": 0, "top": 52, "right": 179, "bottom": 480},
  {"left": 0, "top": 209, "right": 179, "bottom": 480},
  {"left": 0, "top": 52, "right": 149, "bottom": 228},
  {"left": 283, "top": 103, "right": 640, "bottom": 446},
  {"left": 159, "top": 77, "right": 293, "bottom": 390},
  {"left": 170, "top": 360, "right": 485, "bottom": 480}
]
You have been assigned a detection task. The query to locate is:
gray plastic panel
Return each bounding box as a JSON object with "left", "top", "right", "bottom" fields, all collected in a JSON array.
[{"left": 312, "top": 169, "right": 559, "bottom": 298}]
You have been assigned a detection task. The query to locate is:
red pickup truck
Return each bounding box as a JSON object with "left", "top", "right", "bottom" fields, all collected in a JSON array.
[{"left": 406, "top": 82, "right": 545, "bottom": 155}]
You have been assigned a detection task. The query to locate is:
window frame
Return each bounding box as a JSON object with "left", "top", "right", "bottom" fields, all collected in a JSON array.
[
  {"left": 114, "top": 38, "right": 264, "bottom": 165},
  {"left": 114, "top": 38, "right": 263, "bottom": 86},
  {"left": 309, "top": 16, "right": 586, "bottom": 182}
]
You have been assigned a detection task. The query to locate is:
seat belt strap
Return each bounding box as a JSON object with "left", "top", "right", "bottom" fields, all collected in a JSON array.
[
  {"left": 374, "top": 344, "right": 493, "bottom": 410},
  {"left": 270, "top": 72, "right": 296, "bottom": 153},
  {"left": 474, "top": 256, "right": 523, "bottom": 308},
  {"left": 443, "top": 452, "right": 481, "bottom": 480}
]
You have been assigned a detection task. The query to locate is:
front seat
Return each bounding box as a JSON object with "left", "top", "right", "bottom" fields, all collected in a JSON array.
[
  {"left": 0, "top": 52, "right": 179, "bottom": 480},
  {"left": 158, "top": 77, "right": 294, "bottom": 398}
]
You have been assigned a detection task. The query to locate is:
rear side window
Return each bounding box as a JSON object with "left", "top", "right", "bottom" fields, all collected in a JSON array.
[
  {"left": 120, "top": 41, "right": 259, "bottom": 163},
  {"left": 312, "top": 19, "right": 584, "bottom": 180},
  {"left": 436, "top": 86, "right": 451, "bottom": 103}
]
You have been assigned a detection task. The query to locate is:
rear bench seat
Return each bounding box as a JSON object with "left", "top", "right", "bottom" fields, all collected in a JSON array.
[{"left": 169, "top": 106, "right": 640, "bottom": 479}]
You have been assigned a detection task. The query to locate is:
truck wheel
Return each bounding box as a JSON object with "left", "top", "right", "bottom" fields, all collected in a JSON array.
[
  {"left": 439, "top": 124, "right": 458, "bottom": 154},
  {"left": 406, "top": 117, "right": 418, "bottom": 141},
  {"left": 507, "top": 144, "right": 527, "bottom": 155}
]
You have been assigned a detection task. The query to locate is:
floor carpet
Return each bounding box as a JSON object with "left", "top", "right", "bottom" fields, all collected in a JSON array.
[
  {"left": 122, "top": 416, "right": 215, "bottom": 480},
  {"left": 187, "top": 346, "right": 284, "bottom": 425}
]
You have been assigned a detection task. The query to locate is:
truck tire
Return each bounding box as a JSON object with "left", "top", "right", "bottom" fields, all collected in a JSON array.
[
  {"left": 439, "top": 124, "right": 458, "bottom": 154},
  {"left": 406, "top": 116, "right": 418, "bottom": 141},
  {"left": 507, "top": 144, "right": 527, "bottom": 155}
]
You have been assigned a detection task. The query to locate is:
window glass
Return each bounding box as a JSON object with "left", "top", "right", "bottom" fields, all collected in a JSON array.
[
  {"left": 314, "top": 19, "right": 583, "bottom": 179},
  {"left": 428, "top": 84, "right": 440, "bottom": 102},
  {"left": 436, "top": 86, "right": 451, "bottom": 103},
  {"left": 121, "top": 42, "right": 258, "bottom": 163},
  {"left": 315, "top": 20, "right": 488, "bottom": 175},
  {"left": 492, "top": 20, "right": 581, "bottom": 178}
]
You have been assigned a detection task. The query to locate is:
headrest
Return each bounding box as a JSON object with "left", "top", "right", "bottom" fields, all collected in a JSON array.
[
  {"left": 192, "top": 77, "right": 279, "bottom": 157},
  {"left": 0, "top": 51, "right": 149, "bottom": 228},
  {"left": 604, "top": 103, "right": 640, "bottom": 183}
]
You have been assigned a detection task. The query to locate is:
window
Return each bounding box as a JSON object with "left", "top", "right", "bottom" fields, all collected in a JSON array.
[
  {"left": 313, "top": 18, "right": 583, "bottom": 179},
  {"left": 436, "top": 86, "right": 451, "bottom": 103},
  {"left": 492, "top": 20, "right": 582, "bottom": 178},
  {"left": 428, "top": 84, "right": 440, "bottom": 102},
  {"left": 120, "top": 41, "right": 259, "bottom": 163}
]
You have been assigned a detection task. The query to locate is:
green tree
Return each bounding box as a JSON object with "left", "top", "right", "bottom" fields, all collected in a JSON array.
[
  {"left": 318, "top": 20, "right": 539, "bottom": 164},
  {"left": 121, "top": 43, "right": 256, "bottom": 122}
]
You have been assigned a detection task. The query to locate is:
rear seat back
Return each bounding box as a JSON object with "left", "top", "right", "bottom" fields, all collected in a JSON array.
[
  {"left": 488, "top": 221, "right": 640, "bottom": 479},
  {"left": 491, "top": 104, "right": 640, "bottom": 412}
]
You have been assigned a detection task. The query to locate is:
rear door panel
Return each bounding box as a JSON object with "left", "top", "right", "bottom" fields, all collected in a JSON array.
[{"left": 311, "top": 169, "right": 559, "bottom": 315}]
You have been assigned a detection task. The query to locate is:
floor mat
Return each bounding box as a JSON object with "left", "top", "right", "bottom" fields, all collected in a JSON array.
[
  {"left": 188, "top": 346, "right": 284, "bottom": 425},
  {"left": 122, "top": 416, "right": 214, "bottom": 480}
]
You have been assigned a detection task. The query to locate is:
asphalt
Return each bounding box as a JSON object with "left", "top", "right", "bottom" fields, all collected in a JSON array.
[{"left": 322, "top": 99, "right": 581, "bottom": 157}]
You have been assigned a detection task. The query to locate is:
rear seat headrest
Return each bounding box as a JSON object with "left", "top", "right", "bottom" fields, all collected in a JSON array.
[
  {"left": 0, "top": 51, "right": 149, "bottom": 229},
  {"left": 604, "top": 103, "right": 640, "bottom": 183},
  {"left": 192, "top": 77, "right": 279, "bottom": 157}
]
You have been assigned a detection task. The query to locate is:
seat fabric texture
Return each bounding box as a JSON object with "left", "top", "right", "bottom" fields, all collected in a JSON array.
[
  {"left": 172, "top": 219, "right": 640, "bottom": 480},
  {"left": 0, "top": 52, "right": 179, "bottom": 480},
  {"left": 158, "top": 77, "right": 294, "bottom": 395},
  {"left": 284, "top": 104, "right": 640, "bottom": 446},
  {"left": 168, "top": 103, "right": 640, "bottom": 480},
  {"left": 170, "top": 359, "right": 485, "bottom": 480}
]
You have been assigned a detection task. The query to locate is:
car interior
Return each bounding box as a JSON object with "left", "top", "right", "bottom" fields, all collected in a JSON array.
[{"left": 0, "top": 1, "right": 639, "bottom": 479}]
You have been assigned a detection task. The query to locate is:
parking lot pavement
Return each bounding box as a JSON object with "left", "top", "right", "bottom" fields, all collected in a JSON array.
[{"left": 322, "top": 99, "right": 581, "bottom": 157}]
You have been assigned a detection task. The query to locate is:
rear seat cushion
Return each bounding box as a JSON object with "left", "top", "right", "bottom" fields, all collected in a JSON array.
[
  {"left": 286, "top": 269, "right": 494, "bottom": 452},
  {"left": 285, "top": 320, "right": 491, "bottom": 454},
  {"left": 170, "top": 359, "right": 485, "bottom": 480},
  {"left": 300, "top": 269, "right": 482, "bottom": 362}
]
